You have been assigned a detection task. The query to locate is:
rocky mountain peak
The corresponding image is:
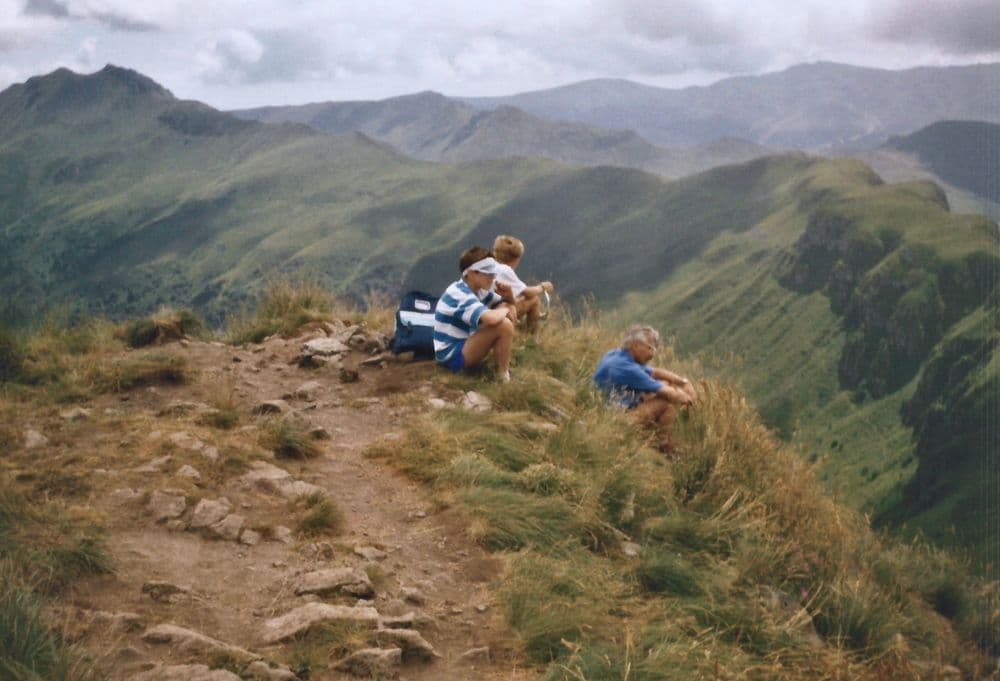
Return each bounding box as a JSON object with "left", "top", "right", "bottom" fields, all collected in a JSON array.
[{"left": 0, "top": 64, "right": 173, "bottom": 116}]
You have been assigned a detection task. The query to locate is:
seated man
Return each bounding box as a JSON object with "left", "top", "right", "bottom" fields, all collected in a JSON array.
[
  {"left": 593, "top": 324, "right": 697, "bottom": 452},
  {"left": 433, "top": 247, "right": 518, "bottom": 382}
]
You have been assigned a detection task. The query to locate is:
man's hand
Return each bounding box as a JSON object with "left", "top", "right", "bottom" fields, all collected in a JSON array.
[
  {"left": 541, "top": 281, "right": 554, "bottom": 294},
  {"left": 504, "top": 303, "right": 518, "bottom": 323}
]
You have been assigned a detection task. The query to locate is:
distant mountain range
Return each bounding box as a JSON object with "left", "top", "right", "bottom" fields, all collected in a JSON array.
[
  {"left": 463, "top": 62, "right": 1000, "bottom": 150},
  {"left": 1, "top": 65, "right": 997, "bottom": 563},
  {"left": 233, "top": 91, "right": 772, "bottom": 179}
]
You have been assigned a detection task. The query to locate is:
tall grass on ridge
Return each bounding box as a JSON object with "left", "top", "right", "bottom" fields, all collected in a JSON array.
[
  {"left": 225, "top": 278, "right": 340, "bottom": 344},
  {"left": 367, "top": 304, "right": 995, "bottom": 679}
]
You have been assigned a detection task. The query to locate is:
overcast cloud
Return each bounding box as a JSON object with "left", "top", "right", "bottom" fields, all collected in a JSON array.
[{"left": 0, "top": 0, "right": 997, "bottom": 109}]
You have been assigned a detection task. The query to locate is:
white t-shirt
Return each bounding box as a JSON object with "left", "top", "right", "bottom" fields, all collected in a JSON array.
[{"left": 493, "top": 262, "right": 528, "bottom": 298}]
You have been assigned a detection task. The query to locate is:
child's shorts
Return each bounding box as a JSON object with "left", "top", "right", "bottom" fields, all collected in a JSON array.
[{"left": 441, "top": 341, "right": 467, "bottom": 373}]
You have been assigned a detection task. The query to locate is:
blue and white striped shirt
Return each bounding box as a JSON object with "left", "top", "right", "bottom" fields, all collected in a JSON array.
[{"left": 433, "top": 280, "right": 502, "bottom": 362}]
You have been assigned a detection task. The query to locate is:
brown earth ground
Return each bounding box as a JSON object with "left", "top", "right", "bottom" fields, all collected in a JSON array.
[{"left": 10, "top": 333, "right": 543, "bottom": 680}]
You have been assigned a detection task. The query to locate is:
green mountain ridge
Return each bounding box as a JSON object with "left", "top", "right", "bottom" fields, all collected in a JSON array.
[
  {"left": 2, "top": 65, "right": 998, "bottom": 562},
  {"left": 883, "top": 120, "right": 1000, "bottom": 203},
  {"left": 233, "top": 90, "right": 772, "bottom": 179}
]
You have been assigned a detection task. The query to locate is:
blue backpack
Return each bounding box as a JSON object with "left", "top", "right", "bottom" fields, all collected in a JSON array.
[{"left": 390, "top": 290, "right": 438, "bottom": 358}]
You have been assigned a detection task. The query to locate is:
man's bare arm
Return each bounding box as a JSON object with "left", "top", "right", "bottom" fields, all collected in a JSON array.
[
  {"left": 651, "top": 367, "right": 689, "bottom": 386},
  {"left": 655, "top": 383, "right": 694, "bottom": 405}
]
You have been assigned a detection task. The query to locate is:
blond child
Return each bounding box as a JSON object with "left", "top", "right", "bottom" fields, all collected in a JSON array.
[{"left": 491, "top": 235, "right": 554, "bottom": 335}]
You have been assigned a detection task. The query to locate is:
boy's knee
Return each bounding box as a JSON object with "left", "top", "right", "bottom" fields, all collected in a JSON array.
[{"left": 499, "top": 318, "right": 514, "bottom": 335}]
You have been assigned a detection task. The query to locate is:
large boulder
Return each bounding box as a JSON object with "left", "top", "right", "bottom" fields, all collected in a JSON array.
[
  {"left": 293, "top": 568, "right": 374, "bottom": 598},
  {"left": 189, "top": 498, "right": 233, "bottom": 529},
  {"left": 261, "top": 603, "right": 380, "bottom": 644},
  {"left": 147, "top": 489, "right": 187, "bottom": 522},
  {"left": 241, "top": 461, "right": 324, "bottom": 500},
  {"left": 333, "top": 648, "right": 401, "bottom": 678},
  {"left": 374, "top": 628, "right": 439, "bottom": 661},
  {"left": 142, "top": 624, "right": 257, "bottom": 664}
]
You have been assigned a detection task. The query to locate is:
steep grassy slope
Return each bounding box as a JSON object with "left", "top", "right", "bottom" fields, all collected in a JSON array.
[
  {"left": 883, "top": 120, "right": 1000, "bottom": 203},
  {"left": 850, "top": 146, "right": 1000, "bottom": 221},
  {"left": 235, "top": 92, "right": 771, "bottom": 178},
  {"left": 409, "top": 155, "right": 999, "bottom": 560},
  {"left": 0, "top": 66, "right": 561, "bottom": 324},
  {"left": 369, "top": 309, "right": 997, "bottom": 679},
  {"left": 621, "top": 161, "right": 998, "bottom": 560}
]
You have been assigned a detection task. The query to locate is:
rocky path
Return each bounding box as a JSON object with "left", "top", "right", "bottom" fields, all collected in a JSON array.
[{"left": 37, "top": 324, "right": 540, "bottom": 680}]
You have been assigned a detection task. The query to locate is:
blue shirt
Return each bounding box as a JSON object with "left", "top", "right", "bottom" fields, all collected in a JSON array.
[
  {"left": 593, "top": 348, "right": 664, "bottom": 408},
  {"left": 433, "top": 280, "right": 502, "bottom": 363}
]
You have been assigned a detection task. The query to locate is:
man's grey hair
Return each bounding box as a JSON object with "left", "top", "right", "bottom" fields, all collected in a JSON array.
[{"left": 622, "top": 324, "right": 660, "bottom": 350}]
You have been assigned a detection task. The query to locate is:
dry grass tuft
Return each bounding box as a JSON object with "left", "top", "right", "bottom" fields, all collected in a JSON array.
[
  {"left": 225, "top": 278, "right": 342, "bottom": 344},
  {"left": 293, "top": 492, "right": 345, "bottom": 538},
  {"left": 117, "top": 307, "right": 203, "bottom": 348},
  {"left": 258, "top": 416, "right": 322, "bottom": 459}
]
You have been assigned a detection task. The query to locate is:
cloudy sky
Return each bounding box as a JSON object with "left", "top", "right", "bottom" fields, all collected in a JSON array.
[{"left": 1, "top": 0, "right": 998, "bottom": 109}]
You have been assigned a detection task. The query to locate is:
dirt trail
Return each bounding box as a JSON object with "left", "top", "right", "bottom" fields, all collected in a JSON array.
[{"left": 51, "top": 334, "right": 541, "bottom": 681}]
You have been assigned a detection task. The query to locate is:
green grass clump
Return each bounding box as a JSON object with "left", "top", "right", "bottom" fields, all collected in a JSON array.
[
  {"left": 501, "top": 551, "right": 619, "bottom": 664},
  {"left": 0, "top": 487, "right": 110, "bottom": 679},
  {"left": 88, "top": 353, "right": 188, "bottom": 393},
  {"left": 0, "top": 490, "right": 113, "bottom": 594},
  {"left": 226, "top": 279, "right": 341, "bottom": 344},
  {"left": 197, "top": 386, "right": 241, "bottom": 430},
  {"left": 635, "top": 548, "right": 703, "bottom": 597},
  {"left": 284, "top": 621, "right": 369, "bottom": 678},
  {"left": 811, "top": 579, "right": 900, "bottom": 653},
  {"left": 0, "top": 567, "right": 100, "bottom": 681},
  {"left": 294, "top": 493, "right": 344, "bottom": 538},
  {"left": 259, "top": 416, "right": 321, "bottom": 460},
  {"left": 463, "top": 487, "right": 613, "bottom": 552}
]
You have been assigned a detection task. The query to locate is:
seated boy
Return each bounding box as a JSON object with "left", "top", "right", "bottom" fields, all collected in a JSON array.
[
  {"left": 433, "top": 246, "right": 518, "bottom": 382},
  {"left": 593, "top": 324, "right": 697, "bottom": 453},
  {"left": 491, "top": 235, "right": 555, "bottom": 335}
]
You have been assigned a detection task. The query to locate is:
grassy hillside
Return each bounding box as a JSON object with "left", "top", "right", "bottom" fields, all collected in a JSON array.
[
  {"left": 368, "top": 308, "right": 997, "bottom": 679},
  {"left": 409, "top": 155, "right": 999, "bottom": 561},
  {"left": 619, "top": 160, "right": 999, "bottom": 560},
  {"left": 0, "top": 66, "right": 561, "bottom": 325},
  {"left": 884, "top": 120, "right": 1000, "bottom": 203}
]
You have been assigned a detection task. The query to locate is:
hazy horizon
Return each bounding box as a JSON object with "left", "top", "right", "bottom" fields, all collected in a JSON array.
[{"left": 2, "top": 0, "right": 999, "bottom": 109}]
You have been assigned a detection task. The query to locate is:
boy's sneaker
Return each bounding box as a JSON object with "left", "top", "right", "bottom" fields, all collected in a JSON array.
[{"left": 500, "top": 370, "right": 511, "bottom": 383}]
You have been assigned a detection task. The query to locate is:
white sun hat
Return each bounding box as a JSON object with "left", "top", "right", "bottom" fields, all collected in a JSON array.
[{"left": 463, "top": 257, "right": 499, "bottom": 276}]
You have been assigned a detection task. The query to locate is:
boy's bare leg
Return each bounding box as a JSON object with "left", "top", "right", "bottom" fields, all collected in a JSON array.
[
  {"left": 462, "top": 318, "right": 514, "bottom": 374},
  {"left": 515, "top": 297, "right": 542, "bottom": 335}
]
